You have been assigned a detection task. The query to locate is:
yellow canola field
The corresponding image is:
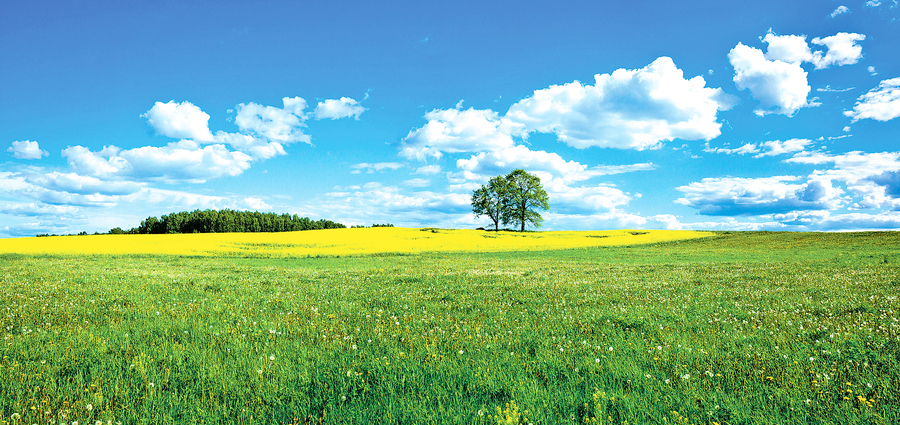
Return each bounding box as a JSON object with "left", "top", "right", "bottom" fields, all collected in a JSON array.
[{"left": 0, "top": 228, "right": 714, "bottom": 257}]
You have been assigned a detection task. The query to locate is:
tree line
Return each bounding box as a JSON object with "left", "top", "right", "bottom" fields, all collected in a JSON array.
[
  {"left": 107, "top": 209, "right": 346, "bottom": 234},
  {"left": 472, "top": 169, "right": 550, "bottom": 232}
]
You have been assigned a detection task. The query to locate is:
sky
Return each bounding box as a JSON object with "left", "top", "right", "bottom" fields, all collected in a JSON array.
[{"left": 2, "top": 0, "right": 900, "bottom": 237}]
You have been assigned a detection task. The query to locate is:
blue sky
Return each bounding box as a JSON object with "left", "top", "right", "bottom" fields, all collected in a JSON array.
[{"left": 2, "top": 0, "right": 900, "bottom": 237}]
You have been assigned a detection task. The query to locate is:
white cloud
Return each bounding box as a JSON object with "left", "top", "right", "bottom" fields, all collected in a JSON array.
[
  {"left": 404, "top": 178, "right": 431, "bottom": 187},
  {"left": 399, "top": 107, "right": 520, "bottom": 160},
  {"left": 703, "top": 142, "right": 760, "bottom": 156},
  {"left": 868, "top": 66, "right": 878, "bottom": 76},
  {"left": 0, "top": 202, "right": 80, "bottom": 217},
  {"left": 456, "top": 145, "right": 653, "bottom": 183},
  {"left": 351, "top": 162, "right": 405, "bottom": 174},
  {"left": 505, "top": 57, "right": 736, "bottom": 150},
  {"left": 830, "top": 5, "right": 850, "bottom": 17},
  {"left": 729, "top": 42, "right": 814, "bottom": 116},
  {"left": 730, "top": 31, "right": 865, "bottom": 116},
  {"left": 844, "top": 77, "right": 900, "bottom": 122},
  {"left": 704, "top": 138, "right": 812, "bottom": 157},
  {"left": 414, "top": 165, "right": 442, "bottom": 175},
  {"left": 810, "top": 33, "right": 865, "bottom": 69},
  {"left": 234, "top": 97, "right": 311, "bottom": 144},
  {"left": 314, "top": 97, "right": 366, "bottom": 120},
  {"left": 25, "top": 171, "right": 141, "bottom": 196},
  {"left": 63, "top": 141, "right": 254, "bottom": 183},
  {"left": 816, "top": 85, "right": 855, "bottom": 92},
  {"left": 787, "top": 151, "right": 900, "bottom": 209},
  {"left": 761, "top": 33, "right": 814, "bottom": 63},
  {"left": 7, "top": 140, "right": 49, "bottom": 160},
  {"left": 675, "top": 176, "right": 844, "bottom": 216},
  {"left": 755, "top": 138, "right": 813, "bottom": 157},
  {"left": 213, "top": 132, "right": 285, "bottom": 160},
  {"left": 866, "top": 1, "right": 882, "bottom": 7},
  {"left": 141, "top": 101, "right": 215, "bottom": 142}
]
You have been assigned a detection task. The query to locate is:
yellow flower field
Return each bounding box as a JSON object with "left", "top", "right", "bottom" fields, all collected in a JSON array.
[{"left": 0, "top": 228, "right": 713, "bottom": 257}]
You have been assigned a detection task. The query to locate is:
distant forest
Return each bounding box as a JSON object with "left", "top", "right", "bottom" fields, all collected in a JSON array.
[{"left": 106, "top": 209, "right": 346, "bottom": 235}]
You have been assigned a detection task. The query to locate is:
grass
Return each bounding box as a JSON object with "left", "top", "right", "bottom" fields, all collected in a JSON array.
[{"left": 0, "top": 231, "right": 898, "bottom": 424}]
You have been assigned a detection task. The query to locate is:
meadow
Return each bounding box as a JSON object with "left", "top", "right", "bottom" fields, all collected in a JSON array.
[{"left": 0, "top": 230, "right": 898, "bottom": 424}]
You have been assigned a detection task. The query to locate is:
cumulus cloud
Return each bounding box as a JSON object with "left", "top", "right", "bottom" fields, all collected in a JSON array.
[
  {"left": 729, "top": 43, "right": 814, "bottom": 116},
  {"left": 234, "top": 97, "right": 311, "bottom": 144},
  {"left": 314, "top": 97, "right": 366, "bottom": 120},
  {"left": 142, "top": 101, "right": 215, "bottom": 142},
  {"left": 844, "top": 77, "right": 900, "bottom": 122},
  {"left": 351, "top": 162, "right": 404, "bottom": 174},
  {"left": 761, "top": 33, "right": 815, "bottom": 63},
  {"left": 506, "top": 57, "right": 736, "bottom": 150},
  {"left": 810, "top": 33, "right": 866, "bottom": 69},
  {"left": 729, "top": 31, "right": 865, "bottom": 116},
  {"left": 63, "top": 141, "right": 253, "bottom": 183},
  {"left": 399, "top": 107, "right": 521, "bottom": 160},
  {"left": 0, "top": 202, "right": 80, "bottom": 217},
  {"left": 787, "top": 151, "right": 900, "bottom": 209},
  {"left": 7, "top": 140, "right": 49, "bottom": 160},
  {"left": 675, "top": 176, "right": 844, "bottom": 216}
]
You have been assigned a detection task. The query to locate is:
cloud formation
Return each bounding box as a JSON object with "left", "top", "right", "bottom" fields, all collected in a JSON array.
[
  {"left": 7, "top": 140, "right": 49, "bottom": 160},
  {"left": 314, "top": 97, "right": 366, "bottom": 120},
  {"left": 729, "top": 31, "right": 865, "bottom": 116},
  {"left": 142, "top": 101, "right": 215, "bottom": 142},
  {"left": 675, "top": 176, "right": 843, "bottom": 216},
  {"left": 844, "top": 77, "right": 900, "bottom": 122},
  {"left": 351, "top": 162, "right": 404, "bottom": 174},
  {"left": 506, "top": 57, "right": 736, "bottom": 149},
  {"left": 400, "top": 107, "right": 520, "bottom": 160}
]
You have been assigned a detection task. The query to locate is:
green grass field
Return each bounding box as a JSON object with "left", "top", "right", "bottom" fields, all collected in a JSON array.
[{"left": 1, "top": 231, "right": 898, "bottom": 424}]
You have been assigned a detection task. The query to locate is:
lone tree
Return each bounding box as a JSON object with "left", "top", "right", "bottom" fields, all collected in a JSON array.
[
  {"left": 472, "top": 169, "right": 549, "bottom": 232},
  {"left": 503, "top": 169, "right": 550, "bottom": 232},
  {"left": 471, "top": 175, "right": 508, "bottom": 231}
]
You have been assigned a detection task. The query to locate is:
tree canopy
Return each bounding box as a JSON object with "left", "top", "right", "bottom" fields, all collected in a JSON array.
[
  {"left": 472, "top": 169, "right": 549, "bottom": 232},
  {"left": 132, "top": 209, "right": 345, "bottom": 234}
]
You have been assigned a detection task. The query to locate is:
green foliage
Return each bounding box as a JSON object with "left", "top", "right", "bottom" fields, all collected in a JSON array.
[
  {"left": 131, "top": 209, "right": 346, "bottom": 234},
  {"left": 472, "top": 175, "right": 509, "bottom": 231},
  {"left": 502, "top": 169, "right": 550, "bottom": 232},
  {"left": 0, "top": 232, "right": 899, "bottom": 424},
  {"left": 472, "top": 169, "right": 549, "bottom": 232}
]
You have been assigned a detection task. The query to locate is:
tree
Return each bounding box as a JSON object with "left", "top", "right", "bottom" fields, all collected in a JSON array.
[
  {"left": 472, "top": 175, "right": 509, "bottom": 231},
  {"left": 502, "top": 169, "right": 550, "bottom": 232}
]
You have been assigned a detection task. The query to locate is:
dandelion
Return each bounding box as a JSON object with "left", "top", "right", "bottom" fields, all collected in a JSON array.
[
  {"left": 269, "top": 355, "right": 275, "bottom": 361},
  {"left": 646, "top": 374, "right": 652, "bottom": 379},
  {"left": 86, "top": 404, "right": 92, "bottom": 411},
  {"left": 257, "top": 370, "right": 263, "bottom": 374},
  {"left": 681, "top": 374, "right": 690, "bottom": 380},
  {"left": 608, "top": 346, "right": 613, "bottom": 351},
  {"left": 11, "top": 413, "right": 20, "bottom": 420},
  {"left": 665, "top": 379, "right": 671, "bottom": 384},
  {"left": 595, "top": 358, "right": 600, "bottom": 363}
]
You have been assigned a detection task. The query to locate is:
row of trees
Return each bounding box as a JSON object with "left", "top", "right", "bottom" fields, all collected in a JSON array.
[
  {"left": 472, "top": 169, "right": 550, "bottom": 232},
  {"left": 127, "top": 209, "right": 345, "bottom": 234}
]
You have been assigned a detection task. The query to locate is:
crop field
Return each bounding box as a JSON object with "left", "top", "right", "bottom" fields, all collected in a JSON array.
[{"left": 0, "top": 230, "right": 898, "bottom": 424}]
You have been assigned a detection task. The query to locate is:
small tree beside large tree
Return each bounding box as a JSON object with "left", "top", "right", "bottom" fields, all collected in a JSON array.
[{"left": 471, "top": 169, "right": 550, "bottom": 232}]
